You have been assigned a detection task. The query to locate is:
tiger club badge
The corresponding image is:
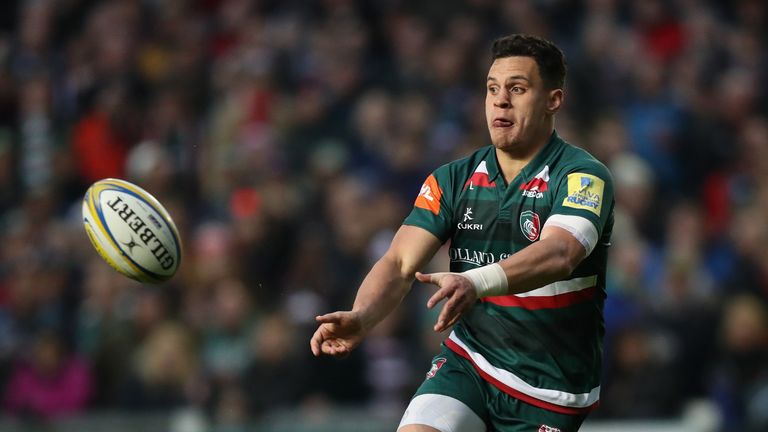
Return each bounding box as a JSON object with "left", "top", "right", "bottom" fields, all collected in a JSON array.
[
  {"left": 520, "top": 210, "right": 541, "bottom": 242},
  {"left": 426, "top": 358, "right": 447, "bottom": 379}
]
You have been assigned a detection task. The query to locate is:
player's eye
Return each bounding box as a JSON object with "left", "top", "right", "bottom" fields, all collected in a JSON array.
[
  {"left": 488, "top": 86, "right": 499, "bottom": 94},
  {"left": 511, "top": 86, "right": 525, "bottom": 94}
]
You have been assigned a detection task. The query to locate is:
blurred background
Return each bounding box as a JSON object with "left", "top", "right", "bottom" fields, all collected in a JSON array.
[{"left": 0, "top": 0, "right": 766, "bottom": 431}]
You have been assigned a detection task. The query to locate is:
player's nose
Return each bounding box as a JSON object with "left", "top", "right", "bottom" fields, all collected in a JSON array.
[{"left": 493, "top": 91, "right": 511, "bottom": 108}]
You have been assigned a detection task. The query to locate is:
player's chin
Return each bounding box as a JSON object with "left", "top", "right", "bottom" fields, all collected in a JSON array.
[
  {"left": 491, "top": 138, "right": 520, "bottom": 151},
  {"left": 489, "top": 131, "right": 519, "bottom": 149}
]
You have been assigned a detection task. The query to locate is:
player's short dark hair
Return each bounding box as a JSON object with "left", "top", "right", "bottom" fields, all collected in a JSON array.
[{"left": 491, "top": 34, "right": 567, "bottom": 90}]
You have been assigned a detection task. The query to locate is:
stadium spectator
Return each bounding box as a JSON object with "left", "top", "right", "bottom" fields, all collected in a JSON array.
[{"left": 3, "top": 331, "right": 91, "bottom": 419}]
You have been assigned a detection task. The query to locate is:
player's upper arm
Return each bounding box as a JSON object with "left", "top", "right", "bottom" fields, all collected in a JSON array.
[
  {"left": 392, "top": 165, "right": 455, "bottom": 278},
  {"left": 545, "top": 160, "right": 614, "bottom": 256},
  {"left": 540, "top": 224, "right": 588, "bottom": 274},
  {"left": 385, "top": 224, "right": 443, "bottom": 280}
]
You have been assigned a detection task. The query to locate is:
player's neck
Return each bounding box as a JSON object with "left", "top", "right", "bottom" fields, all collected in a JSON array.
[{"left": 496, "top": 125, "right": 554, "bottom": 184}]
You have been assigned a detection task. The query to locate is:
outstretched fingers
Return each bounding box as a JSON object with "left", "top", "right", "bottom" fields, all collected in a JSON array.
[
  {"left": 436, "top": 292, "right": 472, "bottom": 332},
  {"left": 315, "top": 312, "right": 344, "bottom": 324},
  {"left": 311, "top": 311, "right": 363, "bottom": 357},
  {"left": 416, "top": 271, "right": 449, "bottom": 286},
  {"left": 311, "top": 312, "right": 344, "bottom": 357},
  {"left": 435, "top": 294, "right": 459, "bottom": 331},
  {"left": 427, "top": 286, "right": 452, "bottom": 309},
  {"left": 419, "top": 273, "right": 477, "bottom": 332},
  {"left": 310, "top": 326, "right": 325, "bottom": 356},
  {"left": 311, "top": 325, "right": 348, "bottom": 357},
  {"left": 415, "top": 272, "right": 432, "bottom": 284},
  {"left": 418, "top": 272, "right": 452, "bottom": 309},
  {"left": 322, "top": 339, "right": 346, "bottom": 355}
]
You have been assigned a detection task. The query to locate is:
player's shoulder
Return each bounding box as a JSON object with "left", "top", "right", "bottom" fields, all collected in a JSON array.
[
  {"left": 433, "top": 145, "right": 495, "bottom": 179},
  {"left": 556, "top": 140, "right": 613, "bottom": 184}
]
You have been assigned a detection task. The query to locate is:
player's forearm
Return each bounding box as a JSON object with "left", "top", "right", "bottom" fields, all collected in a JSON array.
[
  {"left": 351, "top": 253, "right": 414, "bottom": 331},
  {"left": 497, "top": 237, "right": 581, "bottom": 294}
]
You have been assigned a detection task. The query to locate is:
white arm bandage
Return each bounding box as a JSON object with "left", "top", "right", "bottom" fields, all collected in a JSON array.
[
  {"left": 461, "top": 263, "right": 508, "bottom": 298},
  {"left": 543, "top": 214, "right": 599, "bottom": 255}
]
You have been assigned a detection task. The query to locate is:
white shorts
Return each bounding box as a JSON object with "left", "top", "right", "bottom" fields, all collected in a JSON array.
[{"left": 398, "top": 394, "right": 486, "bottom": 432}]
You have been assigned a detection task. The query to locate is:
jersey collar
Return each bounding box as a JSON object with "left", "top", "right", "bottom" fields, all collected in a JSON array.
[{"left": 487, "top": 130, "right": 563, "bottom": 183}]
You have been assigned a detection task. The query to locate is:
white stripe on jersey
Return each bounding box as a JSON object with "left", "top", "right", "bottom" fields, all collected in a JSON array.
[
  {"left": 448, "top": 332, "right": 601, "bottom": 409},
  {"left": 514, "top": 275, "right": 597, "bottom": 298}
]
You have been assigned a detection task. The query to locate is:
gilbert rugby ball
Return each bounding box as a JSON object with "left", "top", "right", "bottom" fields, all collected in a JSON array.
[{"left": 82, "top": 178, "right": 181, "bottom": 283}]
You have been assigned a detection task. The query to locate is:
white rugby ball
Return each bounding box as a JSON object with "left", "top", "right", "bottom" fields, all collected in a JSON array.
[{"left": 82, "top": 178, "right": 181, "bottom": 283}]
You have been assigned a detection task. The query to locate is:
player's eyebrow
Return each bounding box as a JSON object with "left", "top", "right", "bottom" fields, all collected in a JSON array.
[{"left": 487, "top": 75, "right": 531, "bottom": 83}]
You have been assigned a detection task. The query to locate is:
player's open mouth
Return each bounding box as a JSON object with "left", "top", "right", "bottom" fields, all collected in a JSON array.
[{"left": 493, "top": 118, "right": 513, "bottom": 127}]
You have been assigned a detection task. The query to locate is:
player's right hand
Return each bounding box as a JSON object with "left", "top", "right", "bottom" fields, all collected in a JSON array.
[{"left": 310, "top": 311, "right": 366, "bottom": 358}]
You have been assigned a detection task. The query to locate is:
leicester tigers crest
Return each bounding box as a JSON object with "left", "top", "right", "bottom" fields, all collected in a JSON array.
[
  {"left": 520, "top": 210, "right": 541, "bottom": 242},
  {"left": 426, "top": 357, "right": 447, "bottom": 379}
]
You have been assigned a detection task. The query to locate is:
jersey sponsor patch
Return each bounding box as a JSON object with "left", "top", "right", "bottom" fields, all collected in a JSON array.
[
  {"left": 519, "top": 210, "right": 540, "bottom": 241},
  {"left": 562, "top": 173, "right": 605, "bottom": 216},
  {"left": 538, "top": 426, "right": 561, "bottom": 432},
  {"left": 415, "top": 174, "right": 443, "bottom": 215},
  {"left": 457, "top": 207, "right": 484, "bottom": 231},
  {"left": 519, "top": 165, "right": 550, "bottom": 198}
]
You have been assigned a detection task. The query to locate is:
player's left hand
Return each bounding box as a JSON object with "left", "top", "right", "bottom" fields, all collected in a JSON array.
[{"left": 416, "top": 271, "right": 478, "bottom": 332}]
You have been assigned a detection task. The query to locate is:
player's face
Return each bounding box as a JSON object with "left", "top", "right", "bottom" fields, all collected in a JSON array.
[{"left": 485, "top": 56, "right": 558, "bottom": 152}]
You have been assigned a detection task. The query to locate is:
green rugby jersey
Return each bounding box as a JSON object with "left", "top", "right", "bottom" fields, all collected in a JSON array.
[{"left": 405, "top": 131, "right": 614, "bottom": 414}]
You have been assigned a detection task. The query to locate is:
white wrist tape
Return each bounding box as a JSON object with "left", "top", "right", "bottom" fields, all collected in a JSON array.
[{"left": 461, "top": 263, "right": 508, "bottom": 298}]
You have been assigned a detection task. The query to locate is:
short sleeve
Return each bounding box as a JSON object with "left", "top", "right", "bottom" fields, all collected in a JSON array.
[
  {"left": 545, "top": 161, "right": 614, "bottom": 254},
  {"left": 403, "top": 165, "right": 454, "bottom": 243}
]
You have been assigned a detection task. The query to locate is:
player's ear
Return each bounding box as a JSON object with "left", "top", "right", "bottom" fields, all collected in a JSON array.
[{"left": 546, "top": 88, "right": 563, "bottom": 114}]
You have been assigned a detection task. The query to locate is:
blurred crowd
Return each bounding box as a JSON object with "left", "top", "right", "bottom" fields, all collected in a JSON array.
[{"left": 0, "top": 0, "right": 766, "bottom": 430}]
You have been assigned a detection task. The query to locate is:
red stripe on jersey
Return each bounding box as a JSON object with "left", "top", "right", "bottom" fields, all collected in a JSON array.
[
  {"left": 519, "top": 176, "right": 548, "bottom": 192},
  {"left": 444, "top": 338, "right": 599, "bottom": 415},
  {"left": 463, "top": 172, "right": 496, "bottom": 189},
  {"left": 481, "top": 286, "right": 598, "bottom": 310}
]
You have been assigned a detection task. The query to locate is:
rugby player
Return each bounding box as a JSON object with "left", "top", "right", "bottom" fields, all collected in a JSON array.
[{"left": 310, "top": 34, "right": 614, "bottom": 432}]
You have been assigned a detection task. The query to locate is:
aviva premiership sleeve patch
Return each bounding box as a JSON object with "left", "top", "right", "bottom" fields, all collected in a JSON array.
[
  {"left": 414, "top": 174, "right": 443, "bottom": 215},
  {"left": 562, "top": 173, "right": 605, "bottom": 216}
]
